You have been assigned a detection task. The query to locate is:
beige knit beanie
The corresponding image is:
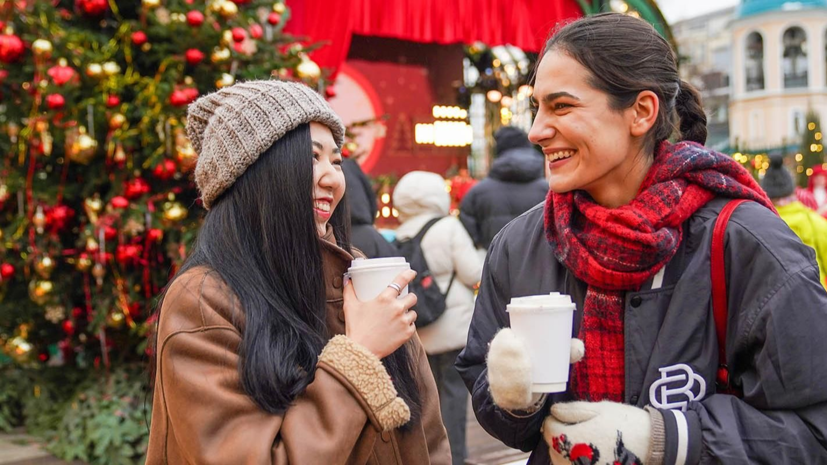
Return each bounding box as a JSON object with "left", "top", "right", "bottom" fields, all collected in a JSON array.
[{"left": 187, "top": 80, "right": 345, "bottom": 209}]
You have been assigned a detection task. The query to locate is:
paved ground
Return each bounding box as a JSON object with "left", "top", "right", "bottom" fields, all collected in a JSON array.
[{"left": 0, "top": 403, "right": 530, "bottom": 465}]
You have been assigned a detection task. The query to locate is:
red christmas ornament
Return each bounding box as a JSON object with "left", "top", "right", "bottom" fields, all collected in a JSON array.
[
  {"left": 47, "top": 205, "right": 75, "bottom": 232},
  {"left": 153, "top": 159, "right": 177, "bottom": 180},
  {"left": 184, "top": 48, "right": 204, "bottom": 65},
  {"left": 77, "top": 0, "right": 108, "bottom": 16},
  {"left": 72, "top": 306, "right": 84, "bottom": 319},
  {"left": 110, "top": 196, "right": 129, "bottom": 209},
  {"left": 124, "top": 177, "right": 150, "bottom": 199},
  {"left": 324, "top": 86, "right": 337, "bottom": 99},
  {"left": 0, "top": 263, "right": 14, "bottom": 280},
  {"left": 62, "top": 319, "right": 75, "bottom": 336},
  {"left": 0, "top": 32, "right": 24, "bottom": 63},
  {"left": 169, "top": 90, "right": 189, "bottom": 106},
  {"left": 38, "top": 353, "right": 48, "bottom": 362},
  {"left": 267, "top": 12, "right": 282, "bottom": 25},
  {"left": 98, "top": 225, "right": 117, "bottom": 241},
  {"left": 106, "top": 95, "right": 120, "bottom": 107},
  {"left": 249, "top": 24, "right": 263, "bottom": 39},
  {"left": 231, "top": 27, "right": 246, "bottom": 43},
  {"left": 147, "top": 228, "right": 164, "bottom": 243},
  {"left": 230, "top": 0, "right": 251, "bottom": 4},
  {"left": 45, "top": 93, "right": 65, "bottom": 110},
  {"left": 186, "top": 10, "right": 204, "bottom": 27},
  {"left": 47, "top": 63, "right": 77, "bottom": 86},
  {"left": 116, "top": 244, "right": 142, "bottom": 266},
  {"left": 183, "top": 87, "right": 199, "bottom": 101},
  {"left": 131, "top": 31, "right": 147, "bottom": 46}
]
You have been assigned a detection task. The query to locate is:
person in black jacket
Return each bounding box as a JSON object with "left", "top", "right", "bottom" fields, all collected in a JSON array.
[
  {"left": 456, "top": 13, "right": 827, "bottom": 465},
  {"left": 342, "top": 157, "right": 398, "bottom": 258},
  {"left": 459, "top": 127, "right": 548, "bottom": 250}
]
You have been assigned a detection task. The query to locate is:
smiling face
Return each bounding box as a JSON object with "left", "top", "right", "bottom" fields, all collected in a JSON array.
[
  {"left": 528, "top": 50, "right": 656, "bottom": 208},
  {"left": 310, "top": 122, "right": 345, "bottom": 236}
]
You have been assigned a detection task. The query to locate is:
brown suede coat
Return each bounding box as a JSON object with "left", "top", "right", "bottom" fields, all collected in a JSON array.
[{"left": 146, "top": 230, "right": 451, "bottom": 464}]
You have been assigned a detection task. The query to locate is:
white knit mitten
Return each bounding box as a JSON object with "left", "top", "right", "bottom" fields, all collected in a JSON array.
[
  {"left": 543, "top": 401, "right": 664, "bottom": 465},
  {"left": 487, "top": 328, "right": 585, "bottom": 411}
]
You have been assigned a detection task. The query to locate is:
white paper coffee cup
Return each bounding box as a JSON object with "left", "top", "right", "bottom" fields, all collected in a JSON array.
[
  {"left": 507, "top": 292, "right": 576, "bottom": 393},
  {"left": 347, "top": 257, "right": 411, "bottom": 301}
]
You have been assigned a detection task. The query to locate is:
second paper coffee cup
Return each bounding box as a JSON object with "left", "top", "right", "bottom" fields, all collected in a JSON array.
[
  {"left": 347, "top": 257, "right": 411, "bottom": 301},
  {"left": 507, "top": 293, "right": 576, "bottom": 393}
]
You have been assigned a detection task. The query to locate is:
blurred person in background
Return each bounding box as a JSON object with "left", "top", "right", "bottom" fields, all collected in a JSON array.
[
  {"left": 460, "top": 127, "right": 548, "bottom": 251},
  {"left": 342, "top": 157, "right": 398, "bottom": 258},
  {"left": 808, "top": 164, "right": 827, "bottom": 217},
  {"left": 762, "top": 155, "right": 827, "bottom": 288},
  {"left": 394, "top": 171, "right": 484, "bottom": 465}
]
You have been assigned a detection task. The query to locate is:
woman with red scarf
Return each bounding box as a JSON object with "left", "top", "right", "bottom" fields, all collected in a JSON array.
[{"left": 456, "top": 13, "right": 827, "bottom": 465}]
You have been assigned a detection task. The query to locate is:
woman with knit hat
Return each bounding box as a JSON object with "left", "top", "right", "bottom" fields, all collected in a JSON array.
[
  {"left": 146, "top": 80, "right": 450, "bottom": 464},
  {"left": 456, "top": 13, "right": 827, "bottom": 465}
]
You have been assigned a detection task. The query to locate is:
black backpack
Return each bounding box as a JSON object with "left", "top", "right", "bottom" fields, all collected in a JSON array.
[{"left": 394, "top": 217, "right": 456, "bottom": 328}]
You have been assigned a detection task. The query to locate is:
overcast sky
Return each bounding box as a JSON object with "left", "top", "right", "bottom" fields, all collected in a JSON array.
[{"left": 657, "top": 0, "right": 741, "bottom": 23}]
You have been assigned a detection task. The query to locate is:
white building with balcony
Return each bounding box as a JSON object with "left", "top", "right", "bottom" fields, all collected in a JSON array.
[{"left": 730, "top": 0, "right": 827, "bottom": 151}]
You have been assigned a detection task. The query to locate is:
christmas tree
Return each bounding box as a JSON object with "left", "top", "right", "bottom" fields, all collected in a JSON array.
[
  {"left": 0, "top": 1, "right": 324, "bottom": 371},
  {"left": 799, "top": 109, "right": 824, "bottom": 186}
]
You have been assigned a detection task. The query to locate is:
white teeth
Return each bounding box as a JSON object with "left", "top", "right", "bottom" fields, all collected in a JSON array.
[
  {"left": 314, "top": 201, "right": 331, "bottom": 212},
  {"left": 549, "top": 150, "right": 574, "bottom": 161}
]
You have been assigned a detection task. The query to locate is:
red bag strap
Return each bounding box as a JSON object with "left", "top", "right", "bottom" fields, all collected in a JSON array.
[{"left": 711, "top": 199, "right": 748, "bottom": 393}]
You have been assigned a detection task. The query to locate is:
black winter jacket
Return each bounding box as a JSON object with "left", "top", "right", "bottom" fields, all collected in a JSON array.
[
  {"left": 343, "top": 158, "right": 397, "bottom": 259},
  {"left": 459, "top": 148, "right": 548, "bottom": 250},
  {"left": 456, "top": 198, "right": 827, "bottom": 464}
]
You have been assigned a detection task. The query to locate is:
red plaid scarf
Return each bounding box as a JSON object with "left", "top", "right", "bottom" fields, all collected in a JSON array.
[{"left": 544, "top": 141, "right": 775, "bottom": 402}]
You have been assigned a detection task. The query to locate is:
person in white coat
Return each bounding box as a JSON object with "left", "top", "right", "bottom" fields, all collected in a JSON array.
[{"left": 393, "top": 171, "right": 484, "bottom": 465}]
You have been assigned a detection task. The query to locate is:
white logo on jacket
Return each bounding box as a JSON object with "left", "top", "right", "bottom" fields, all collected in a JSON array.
[{"left": 649, "top": 363, "right": 707, "bottom": 412}]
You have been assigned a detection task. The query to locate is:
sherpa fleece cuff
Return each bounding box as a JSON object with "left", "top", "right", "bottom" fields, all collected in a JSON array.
[{"left": 318, "top": 335, "right": 411, "bottom": 431}]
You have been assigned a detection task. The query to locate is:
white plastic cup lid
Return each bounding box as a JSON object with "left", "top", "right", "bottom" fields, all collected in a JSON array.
[
  {"left": 349, "top": 257, "right": 407, "bottom": 268},
  {"left": 507, "top": 292, "right": 576, "bottom": 313}
]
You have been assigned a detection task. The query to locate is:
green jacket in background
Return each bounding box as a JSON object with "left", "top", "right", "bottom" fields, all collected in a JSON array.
[{"left": 777, "top": 200, "right": 827, "bottom": 287}]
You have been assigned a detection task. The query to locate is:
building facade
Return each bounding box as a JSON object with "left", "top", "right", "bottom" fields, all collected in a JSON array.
[
  {"left": 672, "top": 7, "right": 736, "bottom": 150},
  {"left": 730, "top": 0, "right": 827, "bottom": 151}
]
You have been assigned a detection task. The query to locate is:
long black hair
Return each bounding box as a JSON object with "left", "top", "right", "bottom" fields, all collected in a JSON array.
[
  {"left": 153, "top": 123, "right": 421, "bottom": 423},
  {"left": 541, "top": 13, "right": 707, "bottom": 152}
]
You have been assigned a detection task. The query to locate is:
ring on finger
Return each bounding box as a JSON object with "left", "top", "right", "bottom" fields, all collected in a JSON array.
[{"left": 387, "top": 282, "right": 403, "bottom": 296}]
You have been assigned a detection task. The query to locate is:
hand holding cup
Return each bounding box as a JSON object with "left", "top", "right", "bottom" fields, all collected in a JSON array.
[{"left": 343, "top": 269, "right": 418, "bottom": 359}]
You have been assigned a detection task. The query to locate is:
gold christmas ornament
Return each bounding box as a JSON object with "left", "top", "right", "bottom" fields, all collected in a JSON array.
[
  {"left": 34, "top": 255, "right": 56, "bottom": 278},
  {"left": 113, "top": 143, "right": 127, "bottom": 163},
  {"left": 209, "top": 0, "right": 227, "bottom": 12},
  {"left": 273, "top": 2, "right": 286, "bottom": 13},
  {"left": 102, "top": 61, "right": 121, "bottom": 76},
  {"left": 84, "top": 196, "right": 103, "bottom": 224},
  {"left": 106, "top": 311, "right": 126, "bottom": 329},
  {"left": 86, "top": 63, "right": 103, "bottom": 77},
  {"left": 215, "top": 73, "right": 235, "bottom": 88},
  {"left": 211, "top": 47, "right": 231, "bottom": 63},
  {"left": 85, "top": 236, "right": 100, "bottom": 253},
  {"left": 92, "top": 262, "right": 106, "bottom": 286},
  {"left": 162, "top": 201, "right": 188, "bottom": 222},
  {"left": 32, "top": 39, "right": 53, "bottom": 57},
  {"left": 221, "top": 30, "right": 234, "bottom": 46},
  {"left": 109, "top": 113, "right": 126, "bottom": 130},
  {"left": 76, "top": 254, "right": 93, "bottom": 272},
  {"left": 296, "top": 54, "right": 321, "bottom": 80},
  {"left": 142, "top": 0, "right": 161, "bottom": 9},
  {"left": 68, "top": 127, "right": 98, "bottom": 164},
  {"left": 29, "top": 279, "right": 54, "bottom": 305},
  {"left": 219, "top": 0, "right": 238, "bottom": 18},
  {"left": 33, "top": 205, "right": 47, "bottom": 234},
  {"left": 6, "top": 336, "right": 33, "bottom": 362}
]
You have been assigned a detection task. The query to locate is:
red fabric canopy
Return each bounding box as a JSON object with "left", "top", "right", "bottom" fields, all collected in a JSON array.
[{"left": 286, "top": 0, "right": 582, "bottom": 78}]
